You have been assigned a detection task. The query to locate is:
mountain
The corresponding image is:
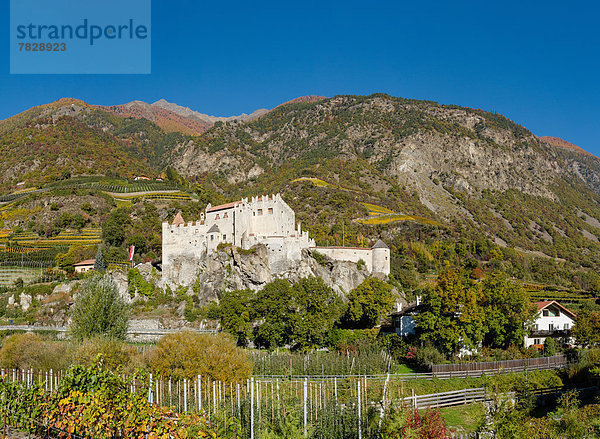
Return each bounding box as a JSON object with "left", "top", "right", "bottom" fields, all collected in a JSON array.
[
  {"left": 101, "top": 101, "right": 211, "bottom": 136},
  {"left": 0, "top": 98, "right": 185, "bottom": 188},
  {"left": 2, "top": 93, "right": 600, "bottom": 276},
  {"left": 167, "top": 94, "right": 600, "bottom": 270},
  {"left": 152, "top": 99, "right": 269, "bottom": 124},
  {"left": 540, "top": 136, "right": 597, "bottom": 158}
]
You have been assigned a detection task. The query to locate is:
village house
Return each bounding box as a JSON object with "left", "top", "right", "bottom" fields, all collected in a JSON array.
[
  {"left": 73, "top": 259, "right": 95, "bottom": 273},
  {"left": 525, "top": 300, "right": 576, "bottom": 348}
]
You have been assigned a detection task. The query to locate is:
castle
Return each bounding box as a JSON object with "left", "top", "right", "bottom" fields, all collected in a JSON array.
[{"left": 162, "top": 194, "right": 390, "bottom": 282}]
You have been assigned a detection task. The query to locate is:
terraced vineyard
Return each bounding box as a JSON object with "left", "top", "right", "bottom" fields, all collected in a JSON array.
[
  {"left": 4, "top": 228, "right": 102, "bottom": 248},
  {"left": 292, "top": 177, "right": 359, "bottom": 193},
  {"left": 0, "top": 177, "right": 184, "bottom": 204},
  {"left": 357, "top": 213, "right": 441, "bottom": 226},
  {"left": 110, "top": 191, "right": 192, "bottom": 202}
]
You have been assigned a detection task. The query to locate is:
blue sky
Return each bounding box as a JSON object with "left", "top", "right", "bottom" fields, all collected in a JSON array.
[{"left": 1, "top": 0, "right": 598, "bottom": 154}]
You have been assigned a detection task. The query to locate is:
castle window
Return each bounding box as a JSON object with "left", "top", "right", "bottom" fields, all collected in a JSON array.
[
  {"left": 258, "top": 209, "right": 263, "bottom": 215},
  {"left": 216, "top": 214, "right": 220, "bottom": 220},
  {"left": 268, "top": 208, "right": 273, "bottom": 214},
  {"left": 224, "top": 213, "right": 228, "bottom": 218},
  {"left": 223, "top": 234, "right": 227, "bottom": 240},
  {"left": 211, "top": 235, "right": 214, "bottom": 241}
]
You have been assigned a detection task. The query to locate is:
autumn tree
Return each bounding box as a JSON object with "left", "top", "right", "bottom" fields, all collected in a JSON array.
[
  {"left": 150, "top": 331, "right": 252, "bottom": 382},
  {"left": 573, "top": 307, "right": 600, "bottom": 347}
]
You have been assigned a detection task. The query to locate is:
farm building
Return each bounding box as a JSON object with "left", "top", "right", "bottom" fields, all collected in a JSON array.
[{"left": 73, "top": 259, "right": 95, "bottom": 273}]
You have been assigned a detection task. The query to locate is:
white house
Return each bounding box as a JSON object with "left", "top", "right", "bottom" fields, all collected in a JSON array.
[
  {"left": 525, "top": 301, "right": 577, "bottom": 348},
  {"left": 73, "top": 259, "right": 95, "bottom": 273},
  {"left": 388, "top": 300, "right": 421, "bottom": 337}
]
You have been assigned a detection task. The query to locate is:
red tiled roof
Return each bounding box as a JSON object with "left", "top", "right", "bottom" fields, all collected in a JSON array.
[
  {"left": 534, "top": 300, "right": 577, "bottom": 319},
  {"left": 207, "top": 201, "right": 239, "bottom": 212},
  {"left": 172, "top": 212, "right": 185, "bottom": 225},
  {"left": 74, "top": 259, "right": 95, "bottom": 266}
]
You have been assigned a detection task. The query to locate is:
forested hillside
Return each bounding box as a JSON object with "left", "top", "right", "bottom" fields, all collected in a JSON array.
[{"left": 1, "top": 94, "right": 600, "bottom": 294}]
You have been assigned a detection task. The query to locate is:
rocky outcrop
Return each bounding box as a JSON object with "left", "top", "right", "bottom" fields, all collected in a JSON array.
[{"left": 161, "top": 244, "right": 371, "bottom": 305}]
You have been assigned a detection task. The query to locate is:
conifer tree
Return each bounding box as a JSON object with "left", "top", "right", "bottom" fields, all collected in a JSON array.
[{"left": 94, "top": 247, "right": 106, "bottom": 272}]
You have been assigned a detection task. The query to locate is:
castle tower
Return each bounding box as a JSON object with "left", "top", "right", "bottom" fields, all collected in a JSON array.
[{"left": 371, "top": 239, "right": 390, "bottom": 275}]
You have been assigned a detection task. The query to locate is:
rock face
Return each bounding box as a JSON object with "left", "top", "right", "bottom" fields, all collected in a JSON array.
[{"left": 162, "top": 244, "right": 370, "bottom": 305}]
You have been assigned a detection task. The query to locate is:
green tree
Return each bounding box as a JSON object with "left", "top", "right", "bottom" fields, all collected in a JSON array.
[
  {"left": 94, "top": 246, "right": 106, "bottom": 272},
  {"left": 102, "top": 208, "right": 131, "bottom": 246},
  {"left": 543, "top": 337, "right": 558, "bottom": 356},
  {"left": 342, "top": 278, "right": 395, "bottom": 328},
  {"left": 481, "top": 271, "right": 535, "bottom": 349},
  {"left": 205, "top": 289, "right": 254, "bottom": 347},
  {"left": 573, "top": 307, "right": 600, "bottom": 347},
  {"left": 288, "top": 277, "right": 344, "bottom": 351},
  {"left": 415, "top": 267, "right": 485, "bottom": 356},
  {"left": 252, "top": 279, "right": 295, "bottom": 349},
  {"left": 70, "top": 275, "right": 130, "bottom": 340}
]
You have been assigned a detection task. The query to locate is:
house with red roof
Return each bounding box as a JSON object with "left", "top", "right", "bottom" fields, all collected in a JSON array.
[
  {"left": 525, "top": 300, "right": 577, "bottom": 348},
  {"left": 73, "top": 259, "right": 95, "bottom": 274}
]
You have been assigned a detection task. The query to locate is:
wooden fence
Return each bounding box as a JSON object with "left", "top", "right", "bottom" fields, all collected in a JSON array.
[
  {"left": 432, "top": 354, "right": 567, "bottom": 376},
  {"left": 399, "top": 387, "right": 486, "bottom": 409}
]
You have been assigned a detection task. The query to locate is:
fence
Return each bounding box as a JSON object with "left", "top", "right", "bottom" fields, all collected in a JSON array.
[
  {"left": 3, "top": 368, "right": 587, "bottom": 439},
  {"left": 398, "top": 387, "right": 486, "bottom": 410},
  {"left": 431, "top": 354, "right": 567, "bottom": 376}
]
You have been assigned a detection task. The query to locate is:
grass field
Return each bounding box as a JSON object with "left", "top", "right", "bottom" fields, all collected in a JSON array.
[{"left": 440, "top": 403, "right": 485, "bottom": 434}]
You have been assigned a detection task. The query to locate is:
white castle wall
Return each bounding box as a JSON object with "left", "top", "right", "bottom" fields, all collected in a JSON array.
[
  {"left": 161, "top": 193, "right": 390, "bottom": 282},
  {"left": 311, "top": 244, "right": 390, "bottom": 275}
]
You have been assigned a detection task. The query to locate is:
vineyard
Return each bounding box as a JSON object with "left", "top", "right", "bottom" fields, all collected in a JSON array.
[
  {"left": 0, "top": 368, "right": 444, "bottom": 439},
  {"left": 1, "top": 228, "right": 102, "bottom": 249},
  {"left": 111, "top": 191, "right": 193, "bottom": 203},
  {"left": 0, "top": 177, "right": 186, "bottom": 203},
  {"left": 251, "top": 350, "right": 398, "bottom": 377},
  {"left": 357, "top": 213, "right": 441, "bottom": 226},
  {"left": 0, "top": 229, "right": 101, "bottom": 286}
]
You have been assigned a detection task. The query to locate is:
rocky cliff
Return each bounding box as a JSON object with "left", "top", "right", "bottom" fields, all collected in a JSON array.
[{"left": 162, "top": 244, "right": 371, "bottom": 305}]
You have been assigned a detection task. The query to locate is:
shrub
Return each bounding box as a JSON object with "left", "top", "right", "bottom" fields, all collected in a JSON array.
[
  {"left": 0, "top": 333, "right": 69, "bottom": 370},
  {"left": 70, "top": 275, "right": 130, "bottom": 340},
  {"left": 381, "top": 408, "right": 448, "bottom": 438},
  {"left": 543, "top": 337, "right": 558, "bottom": 356},
  {"left": 72, "top": 336, "right": 137, "bottom": 372},
  {"left": 149, "top": 331, "right": 252, "bottom": 382},
  {"left": 414, "top": 345, "right": 445, "bottom": 370}
]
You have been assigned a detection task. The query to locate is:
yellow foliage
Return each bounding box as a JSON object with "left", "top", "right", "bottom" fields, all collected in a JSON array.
[
  {"left": 357, "top": 214, "right": 440, "bottom": 226},
  {"left": 360, "top": 202, "right": 395, "bottom": 214},
  {"left": 72, "top": 336, "right": 138, "bottom": 372},
  {"left": 149, "top": 331, "right": 252, "bottom": 382},
  {"left": 0, "top": 333, "right": 70, "bottom": 370}
]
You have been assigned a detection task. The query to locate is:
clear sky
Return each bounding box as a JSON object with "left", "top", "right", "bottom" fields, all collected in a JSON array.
[{"left": 1, "top": 0, "right": 598, "bottom": 154}]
